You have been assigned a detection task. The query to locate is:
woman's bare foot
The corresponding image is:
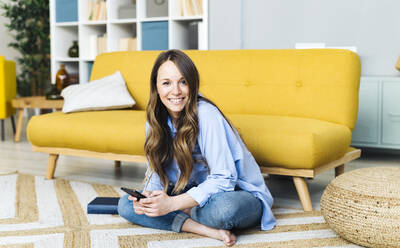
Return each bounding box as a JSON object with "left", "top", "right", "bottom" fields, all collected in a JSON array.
[
  {"left": 181, "top": 218, "right": 237, "bottom": 246},
  {"left": 217, "top": 229, "right": 236, "bottom": 247}
]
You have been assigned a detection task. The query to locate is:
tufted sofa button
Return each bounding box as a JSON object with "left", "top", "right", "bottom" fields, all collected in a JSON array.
[
  {"left": 295, "top": 81, "right": 303, "bottom": 87},
  {"left": 244, "top": 81, "right": 251, "bottom": 87}
]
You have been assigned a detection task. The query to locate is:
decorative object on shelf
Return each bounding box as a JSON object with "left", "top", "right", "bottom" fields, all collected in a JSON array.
[
  {"left": 69, "top": 73, "right": 79, "bottom": 85},
  {"left": 395, "top": 56, "right": 400, "bottom": 71},
  {"left": 55, "top": 64, "right": 70, "bottom": 93},
  {"left": 147, "top": 0, "right": 168, "bottom": 17},
  {"left": 1, "top": 0, "right": 50, "bottom": 96},
  {"left": 68, "top": 41, "right": 79, "bottom": 57},
  {"left": 118, "top": 2, "right": 136, "bottom": 19},
  {"left": 45, "top": 85, "right": 63, "bottom": 100},
  {"left": 46, "top": 71, "right": 78, "bottom": 100}
]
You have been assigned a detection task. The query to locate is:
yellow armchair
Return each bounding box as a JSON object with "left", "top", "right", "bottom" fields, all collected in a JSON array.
[{"left": 0, "top": 56, "right": 16, "bottom": 141}]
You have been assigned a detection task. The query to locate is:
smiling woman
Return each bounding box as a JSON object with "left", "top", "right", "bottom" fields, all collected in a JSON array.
[
  {"left": 156, "top": 60, "right": 189, "bottom": 120},
  {"left": 118, "top": 49, "right": 276, "bottom": 247}
]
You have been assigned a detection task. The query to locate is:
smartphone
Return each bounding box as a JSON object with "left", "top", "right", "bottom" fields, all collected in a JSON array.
[{"left": 121, "top": 187, "right": 147, "bottom": 200}]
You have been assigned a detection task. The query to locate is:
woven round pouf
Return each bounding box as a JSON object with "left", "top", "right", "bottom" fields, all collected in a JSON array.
[{"left": 321, "top": 167, "right": 400, "bottom": 248}]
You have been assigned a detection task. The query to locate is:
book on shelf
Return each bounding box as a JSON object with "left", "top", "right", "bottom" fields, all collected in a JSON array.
[
  {"left": 119, "top": 38, "right": 137, "bottom": 51},
  {"left": 89, "top": 33, "right": 107, "bottom": 59},
  {"left": 97, "top": 34, "right": 107, "bottom": 55},
  {"left": 180, "top": 0, "right": 202, "bottom": 17},
  {"left": 100, "top": 1, "right": 107, "bottom": 20},
  {"left": 69, "top": 73, "right": 79, "bottom": 85},
  {"left": 194, "top": 0, "right": 203, "bottom": 15},
  {"left": 89, "top": 34, "right": 98, "bottom": 59},
  {"left": 93, "top": 2, "right": 100, "bottom": 20},
  {"left": 87, "top": 197, "right": 120, "bottom": 214},
  {"left": 88, "top": 62, "right": 94, "bottom": 81},
  {"left": 88, "top": 0, "right": 107, "bottom": 21}
]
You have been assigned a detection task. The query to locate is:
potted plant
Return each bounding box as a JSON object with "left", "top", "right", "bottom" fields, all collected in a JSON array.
[{"left": 0, "top": 0, "right": 50, "bottom": 96}]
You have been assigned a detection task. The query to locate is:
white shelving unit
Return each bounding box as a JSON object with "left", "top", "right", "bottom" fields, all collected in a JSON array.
[{"left": 50, "top": 0, "right": 208, "bottom": 85}]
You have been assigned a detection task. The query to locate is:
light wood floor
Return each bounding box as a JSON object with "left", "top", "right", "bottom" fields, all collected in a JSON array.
[{"left": 1, "top": 117, "right": 399, "bottom": 209}]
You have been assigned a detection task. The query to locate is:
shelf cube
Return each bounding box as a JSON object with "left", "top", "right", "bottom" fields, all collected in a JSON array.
[
  {"left": 142, "top": 21, "right": 169, "bottom": 50},
  {"left": 56, "top": 0, "right": 78, "bottom": 22}
]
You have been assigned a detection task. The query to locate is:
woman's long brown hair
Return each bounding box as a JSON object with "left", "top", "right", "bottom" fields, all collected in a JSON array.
[
  {"left": 145, "top": 50, "right": 199, "bottom": 194},
  {"left": 145, "top": 50, "right": 232, "bottom": 194}
]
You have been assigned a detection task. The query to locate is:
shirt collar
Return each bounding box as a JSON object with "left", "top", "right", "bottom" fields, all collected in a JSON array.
[{"left": 167, "top": 116, "right": 177, "bottom": 134}]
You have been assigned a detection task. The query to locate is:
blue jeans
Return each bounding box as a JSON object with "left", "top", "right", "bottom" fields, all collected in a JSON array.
[{"left": 118, "top": 187, "right": 263, "bottom": 233}]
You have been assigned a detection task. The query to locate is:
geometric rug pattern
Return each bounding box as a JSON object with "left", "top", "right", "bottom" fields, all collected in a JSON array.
[{"left": 0, "top": 173, "right": 363, "bottom": 247}]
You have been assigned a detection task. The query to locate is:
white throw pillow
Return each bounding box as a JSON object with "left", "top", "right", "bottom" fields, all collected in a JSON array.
[{"left": 61, "top": 71, "right": 135, "bottom": 113}]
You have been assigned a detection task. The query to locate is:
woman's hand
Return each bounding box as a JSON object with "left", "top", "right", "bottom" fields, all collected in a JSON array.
[
  {"left": 129, "top": 190, "right": 152, "bottom": 215},
  {"left": 140, "top": 190, "right": 175, "bottom": 217}
]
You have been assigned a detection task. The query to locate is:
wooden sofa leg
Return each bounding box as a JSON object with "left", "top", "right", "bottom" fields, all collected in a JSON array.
[
  {"left": 293, "top": 177, "right": 313, "bottom": 211},
  {"left": 114, "top": 160, "right": 121, "bottom": 168},
  {"left": 46, "top": 154, "right": 59, "bottom": 179},
  {"left": 335, "top": 164, "right": 345, "bottom": 177}
]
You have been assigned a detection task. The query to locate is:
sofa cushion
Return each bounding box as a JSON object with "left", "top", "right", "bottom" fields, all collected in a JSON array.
[
  {"left": 27, "top": 110, "right": 146, "bottom": 155},
  {"left": 229, "top": 114, "right": 351, "bottom": 169},
  {"left": 61, "top": 71, "right": 135, "bottom": 113},
  {"left": 28, "top": 110, "right": 351, "bottom": 170}
]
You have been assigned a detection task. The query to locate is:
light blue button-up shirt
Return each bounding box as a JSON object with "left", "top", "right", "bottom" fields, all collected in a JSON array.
[{"left": 144, "top": 100, "right": 276, "bottom": 230}]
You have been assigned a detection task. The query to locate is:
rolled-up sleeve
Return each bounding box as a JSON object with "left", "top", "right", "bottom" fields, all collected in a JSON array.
[{"left": 186, "top": 104, "right": 241, "bottom": 207}]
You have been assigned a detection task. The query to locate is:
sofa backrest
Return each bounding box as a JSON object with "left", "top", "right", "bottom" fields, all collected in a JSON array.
[{"left": 91, "top": 49, "right": 361, "bottom": 130}]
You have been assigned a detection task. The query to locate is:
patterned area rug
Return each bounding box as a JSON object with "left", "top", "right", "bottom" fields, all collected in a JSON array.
[{"left": 0, "top": 173, "right": 362, "bottom": 248}]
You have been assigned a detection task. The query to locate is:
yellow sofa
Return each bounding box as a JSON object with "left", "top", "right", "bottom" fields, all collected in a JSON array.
[
  {"left": 0, "top": 56, "right": 16, "bottom": 141},
  {"left": 27, "top": 49, "right": 361, "bottom": 211}
]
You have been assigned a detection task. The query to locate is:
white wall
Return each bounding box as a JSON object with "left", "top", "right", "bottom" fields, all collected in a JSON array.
[
  {"left": 210, "top": 0, "right": 400, "bottom": 76},
  {"left": 0, "top": 0, "right": 19, "bottom": 63},
  {"left": 209, "top": 0, "right": 243, "bottom": 50}
]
